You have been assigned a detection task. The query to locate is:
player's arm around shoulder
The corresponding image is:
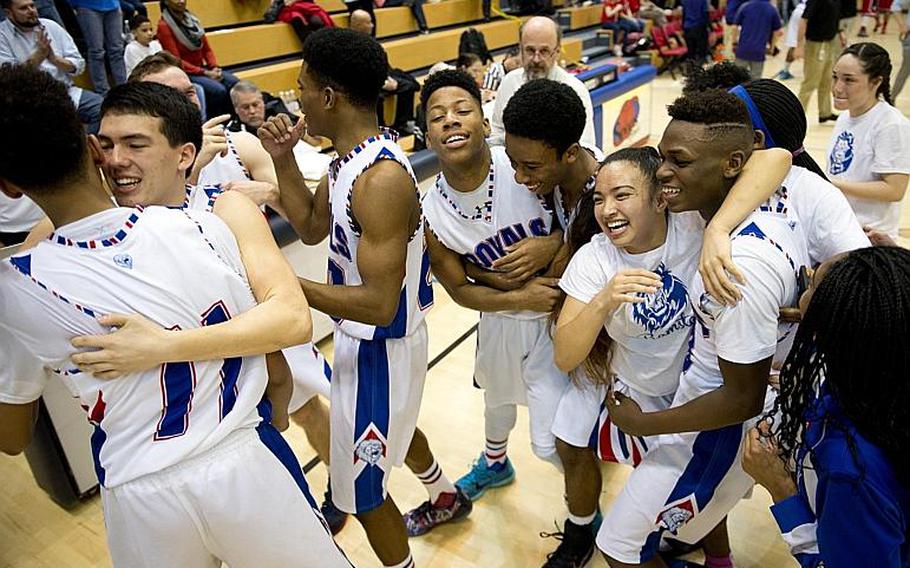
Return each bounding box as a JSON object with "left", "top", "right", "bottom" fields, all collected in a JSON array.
[
  {"left": 349, "top": 160, "right": 418, "bottom": 325},
  {"left": 211, "top": 189, "right": 313, "bottom": 347},
  {"left": 425, "top": 226, "right": 560, "bottom": 314}
]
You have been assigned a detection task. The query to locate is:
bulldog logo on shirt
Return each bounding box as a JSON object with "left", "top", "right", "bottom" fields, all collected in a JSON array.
[
  {"left": 632, "top": 263, "right": 692, "bottom": 339},
  {"left": 829, "top": 131, "right": 854, "bottom": 175}
]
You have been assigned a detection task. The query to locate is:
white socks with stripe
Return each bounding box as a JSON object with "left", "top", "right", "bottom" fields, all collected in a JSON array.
[
  {"left": 415, "top": 460, "right": 456, "bottom": 503},
  {"left": 484, "top": 438, "right": 508, "bottom": 467},
  {"left": 484, "top": 403, "right": 517, "bottom": 467}
]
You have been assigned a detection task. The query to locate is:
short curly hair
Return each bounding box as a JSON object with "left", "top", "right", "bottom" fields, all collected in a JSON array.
[
  {"left": 503, "top": 79, "right": 585, "bottom": 156},
  {"left": 302, "top": 28, "right": 388, "bottom": 109},
  {"left": 666, "top": 89, "right": 755, "bottom": 150},
  {"left": 0, "top": 64, "right": 86, "bottom": 194},
  {"left": 420, "top": 69, "right": 482, "bottom": 111},
  {"left": 682, "top": 61, "right": 751, "bottom": 94}
]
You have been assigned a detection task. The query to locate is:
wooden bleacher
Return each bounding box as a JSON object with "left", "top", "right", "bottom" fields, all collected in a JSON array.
[
  {"left": 235, "top": 17, "right": 521, "bottom": 94},
  {"left": 208, "top": 0, "right": 493, "bottom": 67},
  {"left": 144, "top": 0, "right": 347, "bottom": 31},
  {"left": 556, "top": 4, "right": 602, "bottom": 31},
  {"left": 141, "top": 1, "right": 592, "bottom": 118}
]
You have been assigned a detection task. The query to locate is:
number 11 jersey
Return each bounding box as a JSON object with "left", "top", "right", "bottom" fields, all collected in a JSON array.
[{"left": 0, "top": 206, "right": 268, "bottom": 488}]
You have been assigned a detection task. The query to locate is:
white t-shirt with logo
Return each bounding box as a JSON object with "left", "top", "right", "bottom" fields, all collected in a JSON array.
[
  {"left": 679, "top": 207, "right": 810, "bottom": 405},
  {"left": 559, "top": 212, "right": 704, "bottom": 397},
  {"left": 827, "top": 101, "right": 910, "bottom": 238},
  {"left": 782, "top": 166, "right": 869, "bottom": 263}
]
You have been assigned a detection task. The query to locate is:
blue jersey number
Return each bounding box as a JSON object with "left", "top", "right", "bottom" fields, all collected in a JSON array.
[
  {"left": 417, "top": 247, "right": 434, "bottom": 311},
  {"left": 154, "top": 302, "right": 242, "bottom": 440}
]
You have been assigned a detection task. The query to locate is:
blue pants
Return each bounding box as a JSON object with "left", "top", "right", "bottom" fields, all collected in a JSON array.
[
  {"left": 601, "top": 18, "right": 644, "bottom": 45},
  {"left": 78, "top": 88, "right": 104, "bottom": 134},
  {"left": 74, "top": 6, "right": 127, "bottom": 95},
  {"left": 189, "top": 70, "right": 240, "bottom": 119},
  {"left": 119, "top": 0, "right": 147, "bottom": 20}
]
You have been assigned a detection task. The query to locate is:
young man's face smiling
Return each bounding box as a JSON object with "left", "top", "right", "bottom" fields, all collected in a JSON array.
[
  {"left": 656, "top": 120, "right": 744, "bottom": 219},
  {"left": 504, "top": 134, "right": 574, "bottom": 196},
  {"left": 425, "top": 86, "right": 488, "bottom": 168},
  {"left": 99, "top": 113, "right": 195, "bottom": 207}
]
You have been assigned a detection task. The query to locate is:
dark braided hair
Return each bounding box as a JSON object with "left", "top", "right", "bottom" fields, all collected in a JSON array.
[
  {"left": 550, "top": 147, "right": 663, "bottom": 387},
  {"left": 841, "top": 42, "right": 893, "bottom": 105},
  {"left": 774, "top": 246, "right": 910, "bottom": 484},
  {"left": 742, "top": 80, "right": 827, "bottom": 180}
]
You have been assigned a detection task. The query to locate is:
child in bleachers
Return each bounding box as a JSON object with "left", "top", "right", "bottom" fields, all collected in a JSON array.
[{"left": 124, "top": 14, "right": 161, "bottom": 76}]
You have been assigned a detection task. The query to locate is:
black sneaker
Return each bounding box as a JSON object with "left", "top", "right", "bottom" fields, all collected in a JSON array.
[
  {"left": 403, "top": 487, "right": 473, "bottom": 536},
  {"left": 321, "top": 485, "right": 349, "bottom": 535},
  {"left": 819, "top": 114, "right": 839, "bottom": 124},
  {"left": 540, "top": 519, "right": 596, "bottom": 567}
]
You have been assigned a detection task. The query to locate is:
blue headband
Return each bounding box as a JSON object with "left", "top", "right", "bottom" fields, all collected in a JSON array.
[{"left": 729, "top": 85, "right": 777, "bottom": 150}]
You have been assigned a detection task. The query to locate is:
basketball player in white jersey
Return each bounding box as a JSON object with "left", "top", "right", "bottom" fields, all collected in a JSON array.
[
  {"left": 419, "top": 69, "right": 569, "bottom": 499},
  {"left": 258, "top": 29, "right": 469, "bottom": 567},
  {"left": 0, "top": 70, "right": 350, "bottom": 568},
  {"left": 129, "top": 53, "right": 285, "bottom": 214},
  {"left": 595, "top": 89, "right": 813, "bottom": 568},
  {"left": 498, "top": 79, "right": 794, "bottom": 567},
  {"left": 43, "top": 51, "right": 345, "bottom": 529}
]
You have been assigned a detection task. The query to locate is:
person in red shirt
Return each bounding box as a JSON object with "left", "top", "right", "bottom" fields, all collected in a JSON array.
[
  {"left": 157, "top": 0, "right": 238, "bottom": 117},
  {"left": 601, "top": 0, "right": 644, "bottom": 54}
]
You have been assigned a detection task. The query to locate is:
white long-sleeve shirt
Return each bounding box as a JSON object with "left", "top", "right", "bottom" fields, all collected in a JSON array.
[{"left": 0, "top": 17, "right": 86, "bottom": 106}]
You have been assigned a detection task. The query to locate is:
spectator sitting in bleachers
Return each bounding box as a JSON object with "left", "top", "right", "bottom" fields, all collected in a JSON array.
[
  {"left": 157, "top": 0, "right": 239, "bottom": 117},
  {"left": 0, "top": 0, "right": 103, "bottom": 133},
  {"left": 124, "top": 14, "right": 161, "bottom": 75},
  {"left": 489, "top": 16, "right": 596, "bottom": 148},
  {"left": 601, "top": 0, "right": 644, "bottom": 55},
  {"left": 0, "top": 0, "right": 62, "bottom": 24},
  {"left": 68, "top": 0, "right": 127, "bottom": 95},
  {"left": 482, "top": 45, "right": 520, "bottom": 92},
  {"left": 350, "top": 8, "right": 421, "bottom": 133},
  {"left": 637, "top": 0, "right": 669, "bottom": 27},
  {"left": 128, "top": 53, "right": 283, "bottom": 212},
  {"left": 266, "top": 0, "right": 335, "bottom": 44},
  {"left": 229, "top": 80, "right": 331, "bottom": 182}
]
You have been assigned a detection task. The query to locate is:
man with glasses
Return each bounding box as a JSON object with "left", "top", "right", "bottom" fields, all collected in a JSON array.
[{"left": 489, "top": 16, "right": 596, "bottom": 148}]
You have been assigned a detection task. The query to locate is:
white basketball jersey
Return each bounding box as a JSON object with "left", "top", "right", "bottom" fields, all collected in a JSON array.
[
  {"left": 0, "top": 206, "right": 267, "bottom": 488},
  {"left": 560, "top": 212, "right": 704, "bottom": 397},
  {"left": 197, "top": 131, "right": 252, "bottom": 187},
  {"left": 678, "top": 184, "right": 811, "bottom": 405},
  {"left": 327, "top": 132, "right": 433, "bottom": 340},
  {"left": 184, "top": 183, "right": 225, "bottom": 212},
  {"left": 422, "top": 146, "right": 554, "bottom": 320},
  {"left": 552, "top": 173, "right": 597, "bottom": 238}
]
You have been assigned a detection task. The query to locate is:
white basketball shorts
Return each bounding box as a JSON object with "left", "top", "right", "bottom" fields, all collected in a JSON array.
[
  {"left": 102, "top": 423, "right": 351, "bottom": 568},
  {"left": 596, "top": 387, "right": 776, "bottom": 563},
  {"left": 329, "top": 323, "right": 428, "bottom": 514},
  {"left": 285, "top": 342, "right": 332, "bottom": 414},
  {"left": 474, "top": 313, "right": 570, "bottom": 457},
  {"left": 552, "top": 375, "right": 673, "bottom": 466}
]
